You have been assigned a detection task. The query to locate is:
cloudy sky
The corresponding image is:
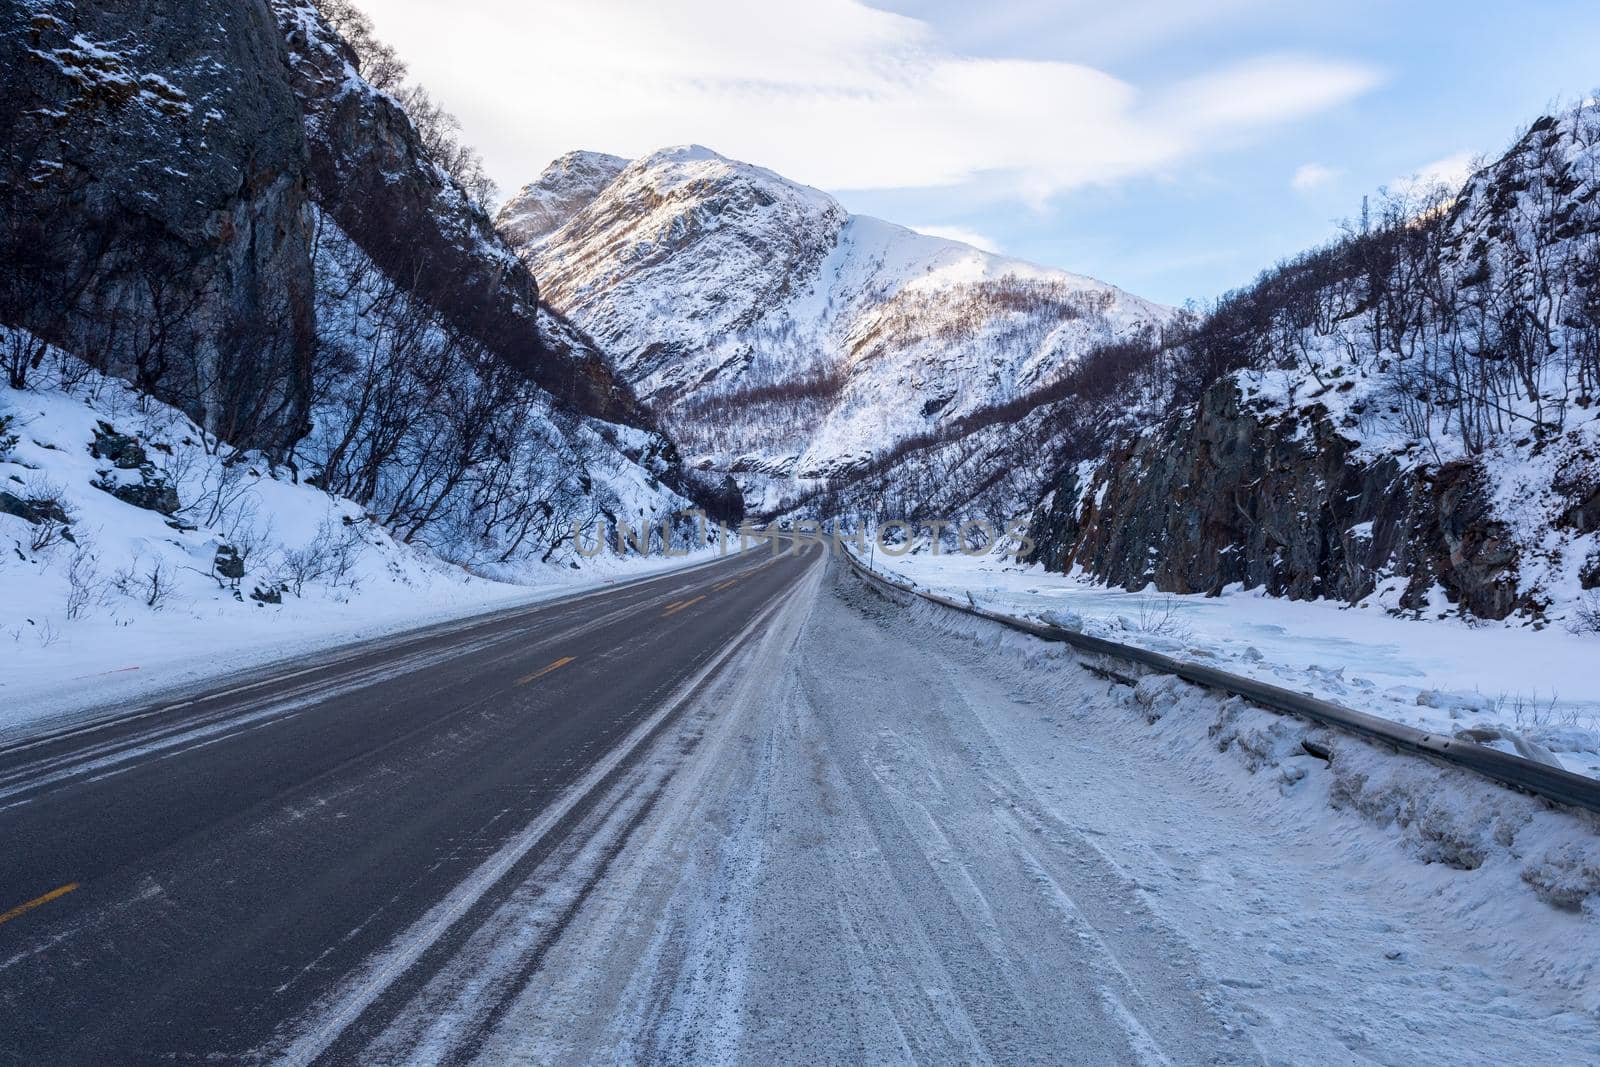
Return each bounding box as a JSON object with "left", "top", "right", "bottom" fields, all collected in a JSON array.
[{"left": 359, "top": 0, "right": 1600, "bottom": 305}]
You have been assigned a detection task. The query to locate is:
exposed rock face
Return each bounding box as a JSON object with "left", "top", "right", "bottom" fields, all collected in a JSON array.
[
  {"left": 1029, "top": 378, "right": 1534, "bottom": 620},
  {"left": 496, "top": 150, "right": 628, "bottom": 247},
  {"left": 525, "top": 145, "right": 851, "bottom": 405},
  {"left": 0, "top": 0, "right": 315, "bottom": 451},
  {"left": 271, "top": 2, "right": 649, "bottom": 429}
]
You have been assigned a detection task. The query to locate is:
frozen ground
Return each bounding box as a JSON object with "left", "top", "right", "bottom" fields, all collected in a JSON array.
[
  {"left": 282, "top": 558, "right": 1600, "bottom": 1064},
  {"left": 873, "top": 550, "right": 1600, "bottom": 780}
]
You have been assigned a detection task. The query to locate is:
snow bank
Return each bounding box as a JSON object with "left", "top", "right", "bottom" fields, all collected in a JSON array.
[{"left": 880, "top": 550, "right": 1600, "bottom": 779}]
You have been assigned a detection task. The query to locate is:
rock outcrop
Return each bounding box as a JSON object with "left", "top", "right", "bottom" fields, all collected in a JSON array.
[
  {"left": 1026, "top": 101, "right": 1600, "bottom": 625},
  {"left": 0, "top": 0, "right": 315, "bottom": 451},
  {"left": 1028, "top": 377, "right": 1537, "bottom": 620}
]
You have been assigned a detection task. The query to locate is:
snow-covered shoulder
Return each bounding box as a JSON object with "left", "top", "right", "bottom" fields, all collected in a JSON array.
[{"left": 875, "top": 548, "right": 1600, "bottom": 780}]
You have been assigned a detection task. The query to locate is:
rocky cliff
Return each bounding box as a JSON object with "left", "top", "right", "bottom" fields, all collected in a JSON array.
[
  {"left": 0, "top": 0, "right": 700, "bottom": 571},
  {"left": 271, "top": 2, "right": 648, "bottom": 429},
  {"left": 0, "top": 0, "right": 315, "bottom": 451},
  {"left": 1028, "top": 375, "right": 1557, "bottom": 621}
]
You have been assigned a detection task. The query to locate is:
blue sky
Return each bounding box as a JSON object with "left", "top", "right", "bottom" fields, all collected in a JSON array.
[{"left": 362, "top": 0, "right": 1600, "bottom": 305}]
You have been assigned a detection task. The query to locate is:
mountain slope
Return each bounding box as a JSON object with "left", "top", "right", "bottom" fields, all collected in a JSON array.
[
  {"left": 500, "top": 146, "right": 1168, "bottom": 511},
  {"left": 1026, "top": 100, "right": 1600, "bottom": 626}
]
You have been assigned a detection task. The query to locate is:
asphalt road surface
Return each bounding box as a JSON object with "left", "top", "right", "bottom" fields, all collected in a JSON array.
[{"left": 0, "top": 541, "right": 821, "bottom": 1063}]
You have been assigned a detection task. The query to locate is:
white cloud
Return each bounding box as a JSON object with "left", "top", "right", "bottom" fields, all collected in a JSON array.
[
  {"left": 1290, "top": 162, "right": 1339, "bottom": 192},
  {"left": 1162, "top": 55, "right": 1380, "bottom": 131},
  {"left": 358, "top": 0, "right": 1382, "bottom": 206},
  {"left": 1402, "top": 151, "right": 1476, "bottom": 193},
  {"left": 909, "top": 225, "right": 1002, "bottom": 253}
]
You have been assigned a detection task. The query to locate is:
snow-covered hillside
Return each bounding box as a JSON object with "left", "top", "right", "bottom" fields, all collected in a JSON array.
[
  {"left": 0, "top": 330, "right": 710, "bottom": 727},
  {"left": 1018, "top": 100, "right": 1600, "bottom": 628},
  {"left": 499, "top": 146, "right": 1169, "bottom": 512},
  {"left": 875, "top": 547, "right": 1600, "bottom": 778}
]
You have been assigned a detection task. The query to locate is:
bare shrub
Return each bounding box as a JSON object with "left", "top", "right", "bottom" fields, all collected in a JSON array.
[
  {"left": 1569, "top": 590, "right": 1600, "bottom": 635},
  {"left": 219, "top": 500, "right": 274, "bottom": 581},
  {"left": 64, "top": 543, "right": 102, "bottom": 620},
  {"left": 35, "top": 619, "right": 59, "bottom": 648},
  {"left": 140, "top": 558, "right": 178, "bottom": 611},
  {"left": 1135, "top": 595, "right": 1193, "bottom": 640},
  {"left": 19, "top": 475, "right": 75, "bottom": 553},
  {"left": 1510, "top": 690, "right": 1578, "bottom": 731},
  {"left": 278, "top": 518, "right": 366, "bottom": 597},
  {"left": 187, "top": 452, "right": 256, "bottom": 530},
  {"left": 110, "top": 553, "right": 179, "bottom": 611},
  {"left": 2, "top": 324, "right": 49, "bottom": 391}
]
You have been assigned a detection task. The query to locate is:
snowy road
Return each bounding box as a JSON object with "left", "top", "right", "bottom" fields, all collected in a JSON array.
[
  {"left": 315, "top": 563, "right": 1600, "bottom": 1065},
  {"left": 2, "top": 552, "right": 1598, "bottom": 1063}
]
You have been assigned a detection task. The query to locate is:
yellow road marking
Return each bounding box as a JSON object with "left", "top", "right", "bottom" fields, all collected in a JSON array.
[
  {"left": 516, "top": 657, "right": 574, "bottom": 686},
  {"left": 711, "top": 579, "right": 738, "bottom": 592},
  {"left": 662, "top": 595, "right": 706, "bottom": 617},
  {"left": 0, "top": 883, "right": 79, "bottom": 927},
  {"left": 662, "top": 600, "right": 684, "bottom": 611}
]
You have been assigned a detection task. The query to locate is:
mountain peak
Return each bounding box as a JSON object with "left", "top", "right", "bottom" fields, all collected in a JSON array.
[
  {"left": 645, "top": 143, "right": 729, "bottom": 164},
  {"left": 613, "top": 145, "right": 836, "bottom": 211},
  {"left": 496, "top": 150, "right": 630, "bottom": 246}
]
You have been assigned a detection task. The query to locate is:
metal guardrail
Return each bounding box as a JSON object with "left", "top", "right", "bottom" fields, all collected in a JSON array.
[{"left": 846, "top": 553, "right": 1600, "bottom": 816}]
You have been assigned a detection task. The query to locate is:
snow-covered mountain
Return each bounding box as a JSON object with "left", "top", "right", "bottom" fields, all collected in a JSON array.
[
  {"left": 498, "top": 146, "right": 1169, "bottom": 512},
  {"left": 497, "top": 150, "right": 629, "bottom": 247}
]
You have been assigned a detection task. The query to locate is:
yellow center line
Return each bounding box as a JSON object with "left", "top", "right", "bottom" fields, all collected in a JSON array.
[
  {"left": 662, "top": 600, "right": 685, "bottom": 611},
  {"left": 662, "top": 595, "right": 706, "bottom": 617},
  {"left": 0, "top": 883, "right": 79, "bottom": 927},
  {"left": 515, "top": 656, "right": 575, "bottom": 686},
  {"left": 711, "top": 578, "right": 738, "bottom": 592}
]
